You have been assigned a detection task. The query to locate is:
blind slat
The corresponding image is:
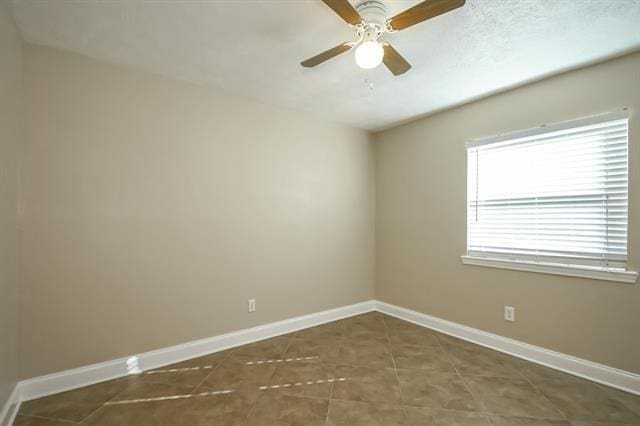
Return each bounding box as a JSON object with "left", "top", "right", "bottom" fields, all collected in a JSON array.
[{"left": 467, "top": 115, "right": 629, "bottom": 269}]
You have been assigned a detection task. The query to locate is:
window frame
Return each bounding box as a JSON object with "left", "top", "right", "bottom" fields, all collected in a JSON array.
[{"left": 461, "top": 110, "right": 637, "bottom": 284}]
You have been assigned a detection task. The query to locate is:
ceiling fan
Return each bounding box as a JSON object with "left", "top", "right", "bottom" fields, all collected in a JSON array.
[{"left": 301, "top": 0, "right": 465, "bottom": 75}]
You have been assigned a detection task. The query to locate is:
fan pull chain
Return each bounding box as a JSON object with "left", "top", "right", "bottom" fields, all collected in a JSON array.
[{"left": 364, "top": 70, "right": 375, "bottom": 91}]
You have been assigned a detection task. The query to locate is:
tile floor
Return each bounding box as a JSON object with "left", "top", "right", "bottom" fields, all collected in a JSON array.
[{"left": 14, "top": 312, "right": 640, "bottom": 425}]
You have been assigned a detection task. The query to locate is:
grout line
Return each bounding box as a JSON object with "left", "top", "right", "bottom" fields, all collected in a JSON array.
[
  {"left": 445, "top": 353, "right": 484, "bottom": 413},
  {"left": 244, "top": 396, "right": 259, "bottom": 422},
  {"left": 188, "top": 349, "right": 234, "bottom": 396},
  {"left": 381, "top": 315, "right": 406, "bottom": 406},
  {"left": 503, "top": 355, "right": 570, "bottom": 420},
  {"left": 85, "top": 345, "right": 241, "bottom": 423},
  {"left": 241, "top": 340, "right": 305, "bottom": 426},
  {"left": 324, "top": 381, "right": 335, "bottom": 426},
  {"left": 447, "top": 341, "right": 570, "bottom": 422},
  {"left": 381, "top": 315, "right": 411, "bottom": 424},
  {"left": 486, "top": 412, "right": 577, "bottom": 423},
  {"left": 280, "top": 334, "right": 294, "bottom": 360},
  {"left": 515, "top": 373, "right": 570, "bottom": 421},
  {"left": 485, "top": 413, "right": 496, "bottom": 425},
  {"left": 441, "top": 346, "right": 570, "bottom": 423},
  {"left": 13, "top": 413, "right": 78, "bottom": 424},
  {"left": 244, "top": 334, "right": 297, "bottom": 422},
  {"left": 78, "top": 381, "right": 132, "bottom": 424},
  {"left": 432, "top": 328, "right": 488, "bottom": 419},
  {"left": 21, "top": 312, "right": 600, "bottom": 425}
]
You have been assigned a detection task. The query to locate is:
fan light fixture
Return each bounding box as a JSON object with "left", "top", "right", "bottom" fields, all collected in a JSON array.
[
  {"left": 301, "top": 0, "right": 466, "bottom": 76},
  {"left": 354, "top": 40, "right": 384, "bottom": 69}
]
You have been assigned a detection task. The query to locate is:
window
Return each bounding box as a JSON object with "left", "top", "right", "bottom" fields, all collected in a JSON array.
[{"left": 462, "top": 111, "right": 637, "bottom": 283}]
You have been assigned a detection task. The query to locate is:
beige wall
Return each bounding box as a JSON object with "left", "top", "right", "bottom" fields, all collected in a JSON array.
[
  {"left": 16, "top": 41, "right": 640, "bottom": 380},
  {"left": 0, "top": 2, "right": 21, "bottom": 408},
  {"left": 19, "top": 45, "right": 375, "bottom": 379},
  {"left": 375, "top": 52, "right": 640, "bottom": 374}
]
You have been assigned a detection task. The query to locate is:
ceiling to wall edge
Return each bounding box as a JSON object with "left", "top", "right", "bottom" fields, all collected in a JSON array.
[
  {"left": 372, "top": 46, "right": 640, "bottom": 134},
  {"left": 13, "top": 33, "right": 640, "bottom": 136}
]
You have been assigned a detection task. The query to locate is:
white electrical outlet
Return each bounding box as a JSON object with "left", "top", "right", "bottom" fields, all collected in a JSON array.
[
  {"left": 504, "top": 306, "right": 515, "bottom": 322},
  {"left": 248, "top": 299, "right": 256, "bottom": 313}
]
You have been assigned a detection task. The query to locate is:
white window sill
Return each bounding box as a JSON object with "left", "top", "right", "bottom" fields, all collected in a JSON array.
[{"left": 460, "top": 255, "right": 638, "bottom": 284}]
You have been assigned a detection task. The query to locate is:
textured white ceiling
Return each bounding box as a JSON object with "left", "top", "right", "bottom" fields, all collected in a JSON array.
[{"left": 10, "top": 0, "right": 640, "bottom": 131}]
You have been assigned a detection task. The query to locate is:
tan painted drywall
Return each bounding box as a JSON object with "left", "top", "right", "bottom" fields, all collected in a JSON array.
[
  {"left": 375, "top": 52, "right": 640, "bottom": 374},
  {"left": 0, "top": 1, "right": 21, "bottom": 409},
  {"left": 19, "top": 45, "right": 375, "bottom": 379},
  {"left": 17, "top": 40, "right": 639, "bottom": 381}
]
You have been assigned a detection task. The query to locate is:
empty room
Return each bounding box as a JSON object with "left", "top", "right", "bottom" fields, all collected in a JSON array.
[{"left": 1, "top": 0, "right": 639, "bottom": 424}]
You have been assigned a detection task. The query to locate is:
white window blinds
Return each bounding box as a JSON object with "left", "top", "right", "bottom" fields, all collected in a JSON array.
[{"left": 467, "top": 112, "right": 629, "bottom": 270}]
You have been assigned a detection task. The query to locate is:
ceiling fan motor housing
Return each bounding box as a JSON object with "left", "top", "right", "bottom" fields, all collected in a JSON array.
[
  {"left": 302, "top": 0, "right": 467, "bottom": 75},
  {"left": 355, "top": 0, "right": 387, "bottom": 26}
]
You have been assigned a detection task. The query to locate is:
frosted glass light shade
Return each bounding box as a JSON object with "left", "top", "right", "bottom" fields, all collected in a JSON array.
[{"left": 355, "top": 41, "right": 384, "bottom": 69}]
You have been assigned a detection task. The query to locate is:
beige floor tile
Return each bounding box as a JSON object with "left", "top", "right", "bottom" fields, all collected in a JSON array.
[
  {"left": 177, "top": 390, "right": 258, "bottom": 425},
  {"left": 342, "top": 328, "right": 388, "bottom": 344},
  {"left": 602, "top": 386, "right": 640, "bottom": 417},
  {"left": 462, "top": 375, "right": 565, "bottom": 419},
  {"left": 16, "top": 315, "right": 637, "bottom": 425},
  {"left": 338, "top": 340, "right": 395, "bottom": 369},
  {"left": 266, "top": 362, "right": 337, "bottom": 398},
  {"left": 444, "top": 344, "right": 525, "bottom": 378},
  {"left": 387, "top": 327, "right": 442, "bottom": 347},
  {"left": 332, "top": 365, "right": 402, "bottom": 404},
  {"left": 292, "top": 321, "right": 393, "bottom": 369},
  {"left": 404, "top": 406, "right": 491, "bottom": 425},
  {"left": 437, "top": 334, "right": 489, "bottom": 352},
  {"left": 82, "top": 398, "right": 187, "bottom": 425},
  {"left": 139, "top": 366, "right": 209, "bottom": 387},
  {"left": 509, "top": 358, "right": 583, "bottom": 386},
  {"left": 396, "top": 369, "right": 479, "bottom": 411},
  {"left": 198, "top": 353, "right": 276, "bottom": 392},
  {"left": 114, "top": 357, "right": 220, "bottom": 402},
  {"left": 247, "top": 393, "right": 329, "bottom": 426},
  {"left": 112, "top": 361, "right": 212, "bottom": 402},
  {"left": 282, "top": 337, "right": 342, "bottom": 364},
  {"left": 150, "top": 349, "right": 231, "bottom": 372},
  {"left": 569, "top": 422, "right": 640, "bottom": 426},
  {"left": 12, "top": 415, "right": 75, "bottom": 425},
  {"left": 327, "top": 400, "right": 407, "bottom": 425},
  {"left": 489, "top": 415, "right": 572, "bottom": 425},
  {"left": 232, "top": 335, "right": 292, "bottom": 358},
  {"left": 292, "top": 320, "right": 343, "bottom": 341},
  {"left": 391, "top": 344, "right": 456, "bottom": 372},
  {"left": 112, "top": 379, "right": 196, "bottom": 403},
  {"left": 342, "top": 314, "right": 388, "bottom": 343},
  {"left": 383, "top": 317, "right": 422, "bottom": 332},
  {"left": 18, "top": 378, "right": 130, "bottom": 422},
  {"left": 534, "top": 377, "right": 640, "bottom": 423}
]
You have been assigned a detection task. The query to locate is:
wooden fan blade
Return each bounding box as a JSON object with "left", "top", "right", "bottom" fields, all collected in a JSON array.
[
  {"left": 301, "top": 43, "right": 353, "bottom": 68},
  {"left": 387, "top": 0, "right": 465, "bottom": 31},
  {"left": 382, "top": 44, "right": 411, "bottom": 76},
  {"left": 321, "top": 0, "right": 363, "bottom": 25}
]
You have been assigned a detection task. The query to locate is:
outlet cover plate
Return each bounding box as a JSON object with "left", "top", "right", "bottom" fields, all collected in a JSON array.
[{"left": 504, "top": 306, "right": 515, "bottom": 322}]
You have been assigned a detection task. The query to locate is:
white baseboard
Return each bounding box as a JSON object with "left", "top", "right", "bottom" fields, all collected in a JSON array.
[
  {"left": 17, "top": 300, "right": 376, "bottom": 403},
  {"left": 6, "top": 297, "right": 639, "bottom": 426},
  {"left": 376, "top": 301, "right": 640, "bottom": 395},
  {"left": 0, "top": 384, "right": 20, "bottom": 426}
]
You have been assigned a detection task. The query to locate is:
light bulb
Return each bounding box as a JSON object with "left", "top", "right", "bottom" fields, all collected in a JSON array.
[{"left": 355, "top": 41, "right": 384, "bottom": 69}]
